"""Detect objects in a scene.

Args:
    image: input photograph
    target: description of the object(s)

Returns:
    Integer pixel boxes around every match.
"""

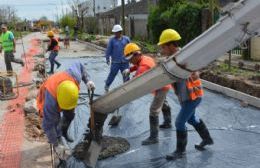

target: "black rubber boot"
[142,116,159,145]
[166,130,187,160]
[193,119,214,150]
[160,101,172,129]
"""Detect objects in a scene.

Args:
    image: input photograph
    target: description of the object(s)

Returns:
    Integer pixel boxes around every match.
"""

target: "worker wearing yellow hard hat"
[158,29,213,161]
[123,43,172,146]
[46,31,61,74]
[37,62,95,160]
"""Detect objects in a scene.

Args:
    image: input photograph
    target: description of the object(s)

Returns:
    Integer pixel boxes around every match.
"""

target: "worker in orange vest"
[37,62,95,160]
[46,31,61,74]
[158,29,213,160]
[123,43,172,145]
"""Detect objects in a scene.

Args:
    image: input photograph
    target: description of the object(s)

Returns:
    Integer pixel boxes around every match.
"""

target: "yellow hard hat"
[47,31,54,37]
[57,80,79,110]
[157,29,181,46]
[124,43,141,60]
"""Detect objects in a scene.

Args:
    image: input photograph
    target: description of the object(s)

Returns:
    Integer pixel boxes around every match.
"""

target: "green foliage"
[60,15,76,29]
[148,1,204,46]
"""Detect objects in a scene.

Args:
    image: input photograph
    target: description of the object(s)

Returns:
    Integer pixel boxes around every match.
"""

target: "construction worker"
[0,24,24,74]
[104,24,130,92]
[36,62,95,160]
[123,43,172,145]
[158,29,214,160]
[46,31,61,74]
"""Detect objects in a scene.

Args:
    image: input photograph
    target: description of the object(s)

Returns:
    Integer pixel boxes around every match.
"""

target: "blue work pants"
[175,98,202,131]
[105,62,129,87]
[49,51,60,73]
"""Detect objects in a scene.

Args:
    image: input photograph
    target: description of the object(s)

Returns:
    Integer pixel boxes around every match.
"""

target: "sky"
[0,0,140,21]
[0,0,72,21]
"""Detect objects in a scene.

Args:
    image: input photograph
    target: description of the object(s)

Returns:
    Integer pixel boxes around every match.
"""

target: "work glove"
[122,69,130,78]
[87,81,95,91]
[53,138,71,160]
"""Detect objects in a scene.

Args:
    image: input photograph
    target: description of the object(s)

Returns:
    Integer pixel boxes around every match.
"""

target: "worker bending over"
[104,24,130,92]
[158,29,214,160]
[46,31,61,74]
[123,43,172,145]
[37,62,95,159]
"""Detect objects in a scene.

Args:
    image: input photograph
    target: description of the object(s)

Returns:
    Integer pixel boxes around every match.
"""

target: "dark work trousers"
[48,51,61,73]
[4,51,23,72]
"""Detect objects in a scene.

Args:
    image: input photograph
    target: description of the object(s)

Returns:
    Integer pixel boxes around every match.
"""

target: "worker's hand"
[53,142,71,160]
[122,69,130,77]
[106,59,110,66]
[87,81,95,91]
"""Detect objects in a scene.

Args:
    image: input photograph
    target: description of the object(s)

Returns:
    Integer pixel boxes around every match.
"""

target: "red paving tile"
[0,39,40,168]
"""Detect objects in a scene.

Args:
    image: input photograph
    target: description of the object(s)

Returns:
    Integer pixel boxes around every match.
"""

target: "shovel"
[82,89,102,168]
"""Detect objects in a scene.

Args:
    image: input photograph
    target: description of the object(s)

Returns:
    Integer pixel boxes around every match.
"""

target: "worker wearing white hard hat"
[104,24,131,93]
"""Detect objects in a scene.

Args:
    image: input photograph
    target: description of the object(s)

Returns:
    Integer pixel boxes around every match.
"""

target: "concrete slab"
[55,57,260,168]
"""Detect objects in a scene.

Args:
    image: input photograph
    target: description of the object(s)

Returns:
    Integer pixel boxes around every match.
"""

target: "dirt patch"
[25,112,46,142]
[201,63,260,98]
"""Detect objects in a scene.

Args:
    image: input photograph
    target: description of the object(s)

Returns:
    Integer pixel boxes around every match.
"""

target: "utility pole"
[93,0,96,17]
[121,0,125,34]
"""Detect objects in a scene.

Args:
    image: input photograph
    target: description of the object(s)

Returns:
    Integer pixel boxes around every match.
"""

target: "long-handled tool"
[50,144,55,168]
[83,89,102,168]
[19,31,28,69]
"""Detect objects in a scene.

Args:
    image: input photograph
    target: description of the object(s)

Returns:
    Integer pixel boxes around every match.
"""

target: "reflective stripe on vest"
[1,31,14,52]
[36,72,79,117]
[186,78,204,100]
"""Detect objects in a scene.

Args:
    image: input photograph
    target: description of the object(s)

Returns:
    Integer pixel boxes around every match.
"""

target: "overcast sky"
[0,0,141,21]
[0,0,71,20]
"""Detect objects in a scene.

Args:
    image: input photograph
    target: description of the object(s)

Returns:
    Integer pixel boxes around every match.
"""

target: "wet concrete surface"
[55,57,260,168]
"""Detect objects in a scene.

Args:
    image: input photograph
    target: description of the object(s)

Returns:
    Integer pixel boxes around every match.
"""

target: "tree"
[67,0,90,31]
[60,15,77,29]
[0,5,20,30]
[39,16,48,21]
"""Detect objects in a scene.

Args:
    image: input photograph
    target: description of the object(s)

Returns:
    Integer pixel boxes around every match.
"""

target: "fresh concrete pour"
[48,57,260,168]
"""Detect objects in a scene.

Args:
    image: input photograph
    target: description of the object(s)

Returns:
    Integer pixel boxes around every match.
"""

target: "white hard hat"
[112,24,123,33]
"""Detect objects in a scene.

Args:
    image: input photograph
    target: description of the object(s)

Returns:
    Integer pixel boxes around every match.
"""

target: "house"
[80,0,117,17]
[97,0,157,39]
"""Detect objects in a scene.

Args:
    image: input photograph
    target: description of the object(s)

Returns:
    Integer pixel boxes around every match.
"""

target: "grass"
[213,63,260,78]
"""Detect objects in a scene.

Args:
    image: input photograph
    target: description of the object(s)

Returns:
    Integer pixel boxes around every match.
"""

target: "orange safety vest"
[186,78,204,101]
[36,72,79,117]
[135,56,171,91]
[49,37,60,51]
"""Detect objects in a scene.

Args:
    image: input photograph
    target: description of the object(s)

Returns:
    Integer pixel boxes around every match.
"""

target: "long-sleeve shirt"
[130,55,171,91]
[42,62,90,144]
[105,35,130,63]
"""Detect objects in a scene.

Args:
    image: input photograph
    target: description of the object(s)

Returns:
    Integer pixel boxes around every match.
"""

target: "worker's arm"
[66,62,95,90]
[130,65,138,73]
[0,36,2,53]
[8,32,16,52]
[105,38,113,64]
[134,65,150,77]
[42,91,61,144]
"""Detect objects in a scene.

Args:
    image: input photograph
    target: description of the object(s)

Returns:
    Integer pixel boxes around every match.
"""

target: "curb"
[78,40,106,51]
[202,79,260,109]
